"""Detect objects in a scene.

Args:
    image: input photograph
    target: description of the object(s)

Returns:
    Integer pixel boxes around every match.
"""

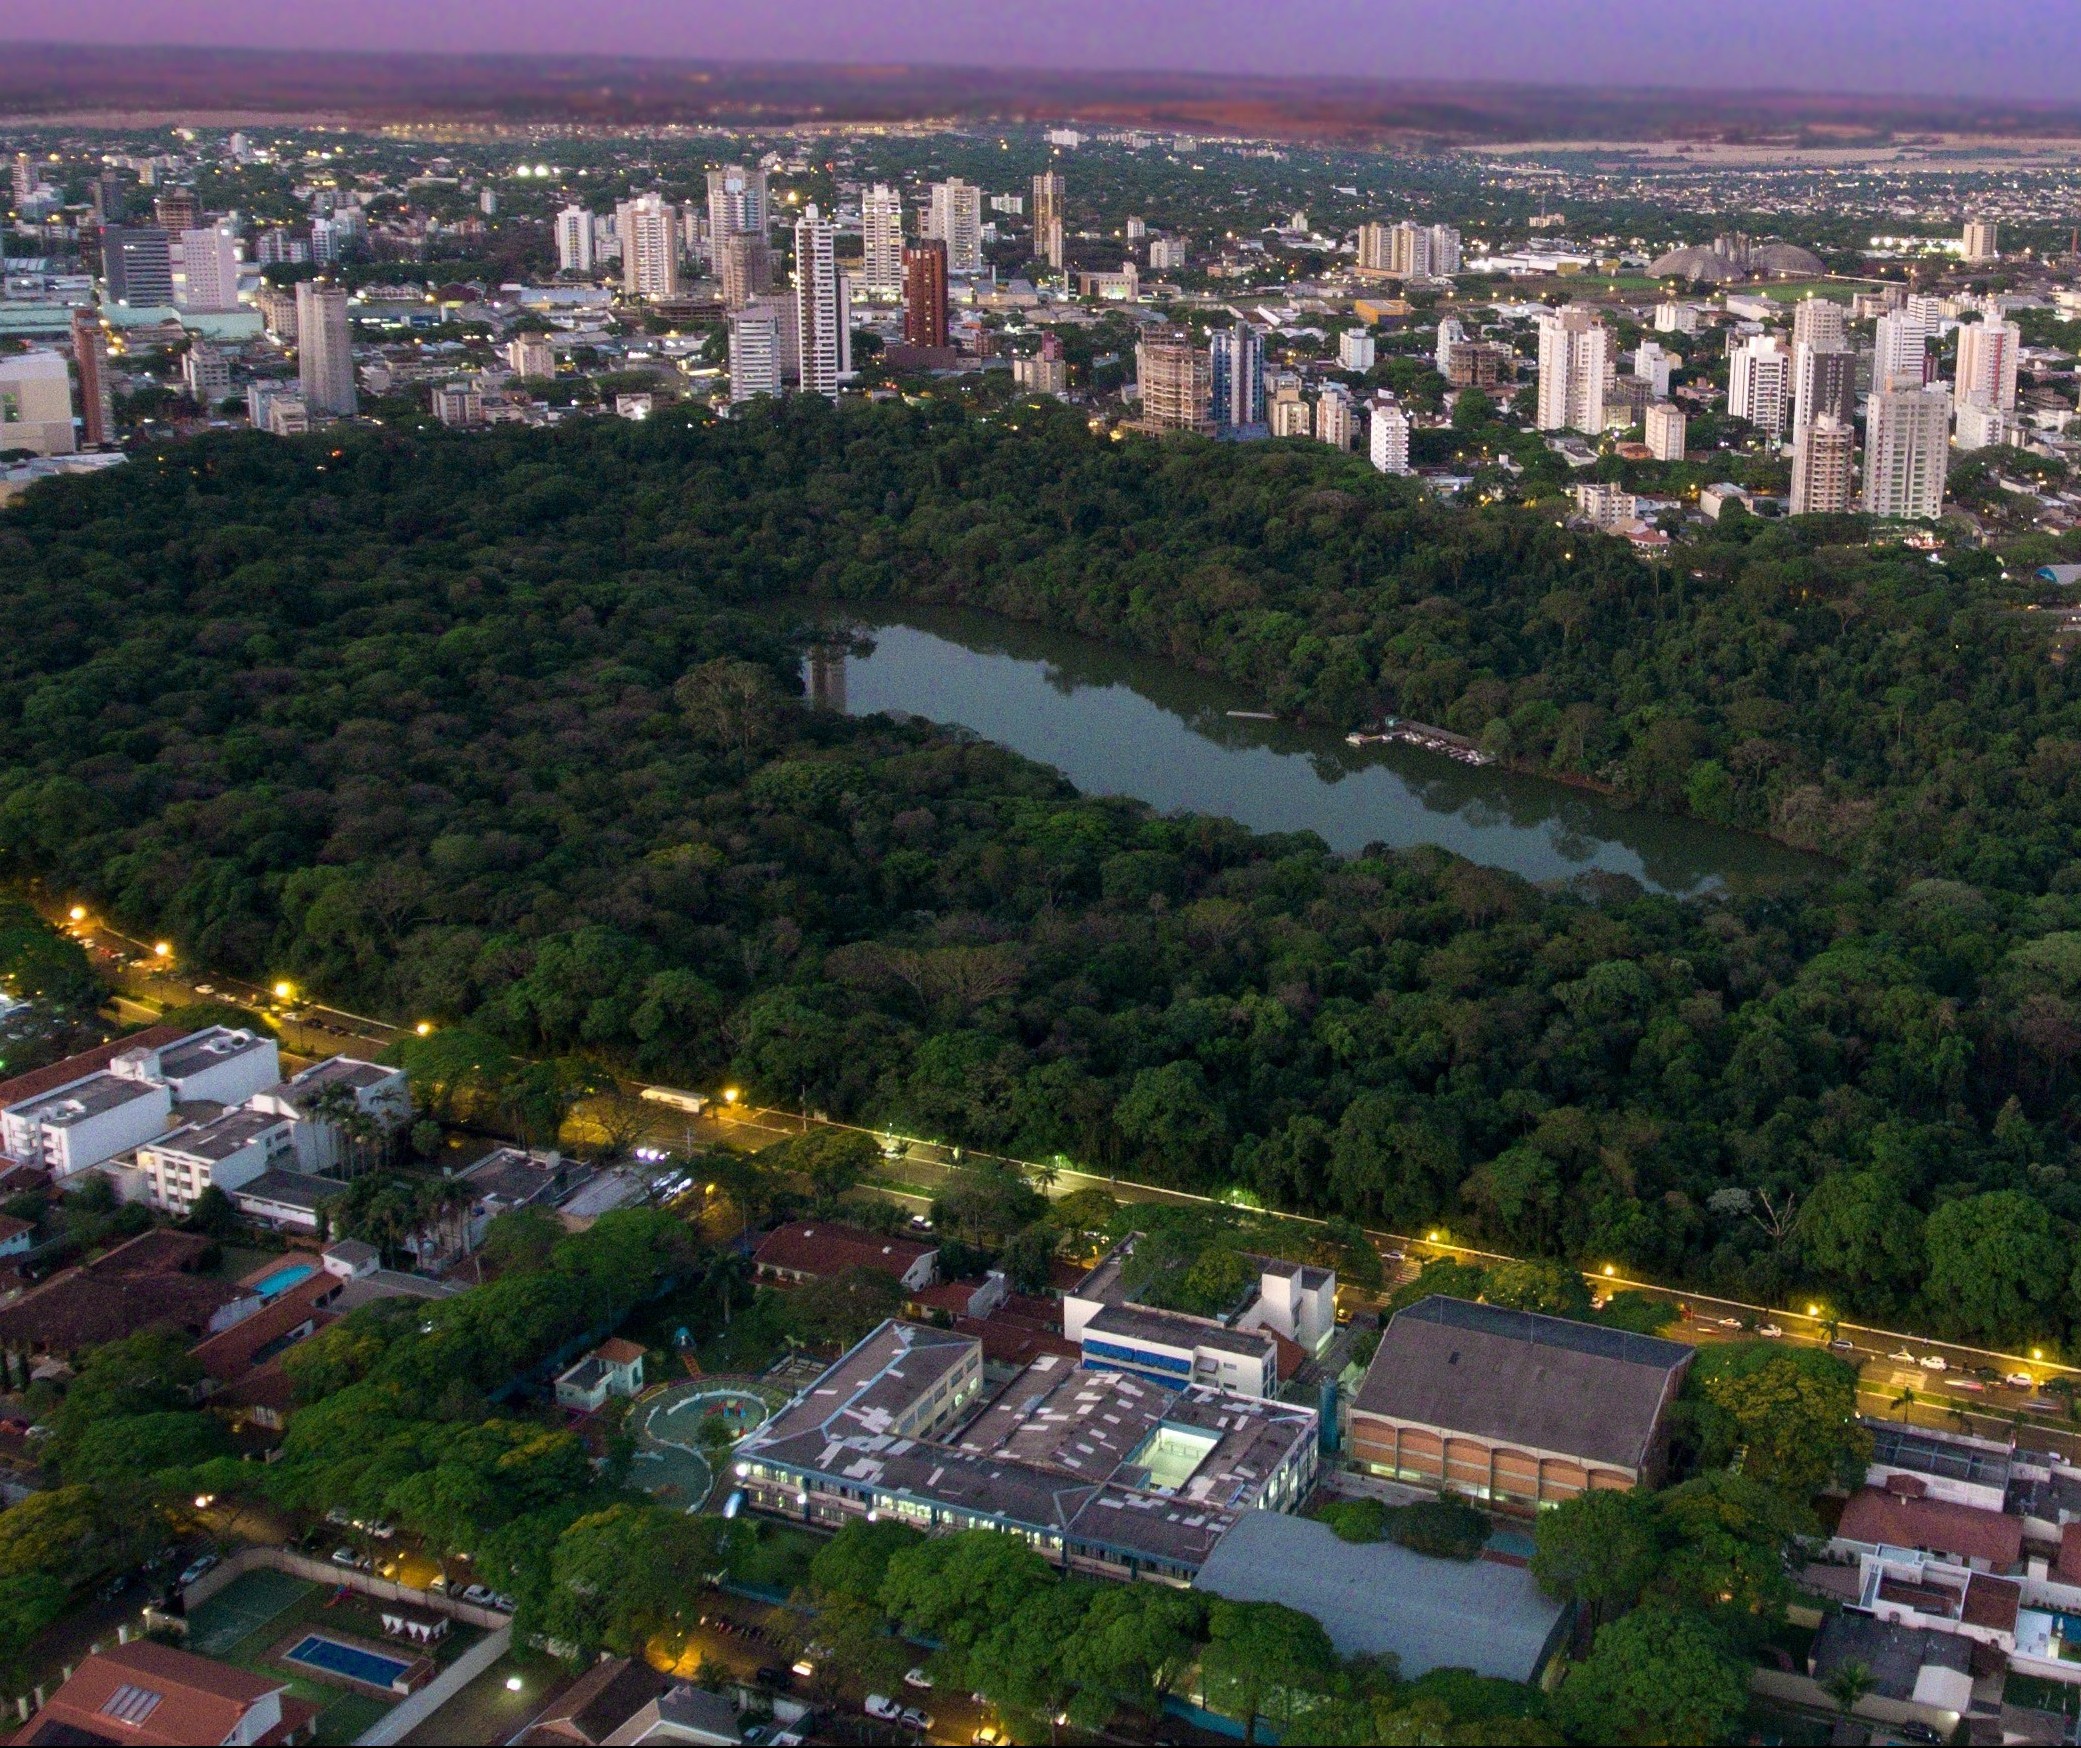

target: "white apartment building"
[1790,412,1856,515]
[1633,340,1673,397]
[617,194,682,301]
[1962,218,1999,263]
[504,335,554,379]
[1338,328,1376,372]
[1791,295,1848,353]
[1434,316,1464,374]
[136,1109,295,1216]
[1535,307,1607,434]
[0,350,77,456]
[1,1073,170,1179]
[1315,383,1355,450]
[793,207,848,400]
[1653,301,1701,334]
[860,183,904,298]
[114,1026,281,1106]
[1645,399,1687,462]
[925,179,984,273]
[706,165,768,257]
[175,227,241,313]
[294,282,356,417]
[1955,313,2020,412]
[730,302,786,401]
[1863,382,1951,520]
[1953,400,2015,452]
[248,1055,409,1174]
[183,340,230,407]
[1369,392,1412,474]
[1729,334,1791,440]
[555,205,595,275]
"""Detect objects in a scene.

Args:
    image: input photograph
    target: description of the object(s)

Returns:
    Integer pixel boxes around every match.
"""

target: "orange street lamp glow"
[273,981,294,1000]
[1602,1264,1617,1277]
[723,1088,740,1106]
[154,942,171,956]
[66,905,85,922]
[415,1021,433,1037]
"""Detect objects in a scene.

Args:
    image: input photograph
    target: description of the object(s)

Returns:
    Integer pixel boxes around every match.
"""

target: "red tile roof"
[1837,1487,2024,1569]
[0,1026,186,1109]
[15,1639,292,1747]
[1963,1573,2023,1632]
[0,1228,242,1354]
[595,1337,645,1365]
[189,1272,340,1388]
[753,1221,934,1282]
[0,1216,31,1247]
[2060,1521,2081,1586]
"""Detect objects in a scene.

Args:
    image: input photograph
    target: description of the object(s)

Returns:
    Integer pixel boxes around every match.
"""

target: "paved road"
[51,887,2081,1458]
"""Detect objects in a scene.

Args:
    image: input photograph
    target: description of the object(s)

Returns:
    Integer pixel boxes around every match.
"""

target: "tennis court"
[186,1569,316,1656]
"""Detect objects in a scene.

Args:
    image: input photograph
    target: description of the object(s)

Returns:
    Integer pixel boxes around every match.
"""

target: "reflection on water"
[798,605,1831,897]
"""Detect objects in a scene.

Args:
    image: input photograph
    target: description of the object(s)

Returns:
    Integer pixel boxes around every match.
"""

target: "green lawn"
[186,1567,488,1746]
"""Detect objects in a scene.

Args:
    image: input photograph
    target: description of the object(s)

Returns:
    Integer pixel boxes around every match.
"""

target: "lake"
[797,605,1830,897]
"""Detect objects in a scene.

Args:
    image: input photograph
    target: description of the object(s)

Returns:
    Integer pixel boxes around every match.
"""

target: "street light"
[273,981,294,1001]
[415,1021,433,1037]
[153,942,171,957]
[66,905,85,922]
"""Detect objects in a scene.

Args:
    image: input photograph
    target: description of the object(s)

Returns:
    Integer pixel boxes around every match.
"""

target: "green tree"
[1552,1606,1746,1746]
[1059,1583,1207,1717]
[1530,1489,1660,1626]
[808,1516,925,1604]
[1698,1348,1870,1501]
[1197,1598,1340,1745]
[880,1530,1056,1665]
[1923,1190,2067,1347]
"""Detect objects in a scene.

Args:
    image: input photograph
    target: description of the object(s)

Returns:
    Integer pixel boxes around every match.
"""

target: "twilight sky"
[21,0,2081,101]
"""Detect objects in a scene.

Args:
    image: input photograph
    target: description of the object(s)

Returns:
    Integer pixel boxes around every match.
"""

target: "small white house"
[554,1337,646,1412]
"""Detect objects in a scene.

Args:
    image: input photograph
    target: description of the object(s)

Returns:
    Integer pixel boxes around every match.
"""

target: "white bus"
[641,1086,710,1115]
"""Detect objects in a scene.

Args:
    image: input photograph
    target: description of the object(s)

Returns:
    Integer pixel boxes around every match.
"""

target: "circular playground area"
[631,1382,778,1511]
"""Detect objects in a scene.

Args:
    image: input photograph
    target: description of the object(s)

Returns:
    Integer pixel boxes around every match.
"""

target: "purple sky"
[23,0,2081,101]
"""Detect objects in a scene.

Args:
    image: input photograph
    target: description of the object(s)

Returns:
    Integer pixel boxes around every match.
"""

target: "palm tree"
[1825,1661,1875,1714]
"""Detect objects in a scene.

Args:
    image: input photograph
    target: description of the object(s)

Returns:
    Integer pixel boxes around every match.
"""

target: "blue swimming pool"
[283,1634,413,1689]
[251,1262,316,1301]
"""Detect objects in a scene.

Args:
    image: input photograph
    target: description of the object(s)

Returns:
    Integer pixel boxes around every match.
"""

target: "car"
[1919,1355,1948,1371]
[176,1553,218,1587]
[1829,1337,1855,1351]
[1757,1323,1783,1338]
[426,1573,448,1593]
[194,984,216,995]
[1716,1317,1743,1330]
[2007,1372,2036,1389]
[791,1659,817,1679]
[973,1729,1007,1747]
[900,1709,934,1733]
[864,1695,903,1721]
[460,1584,495,1606]
[903,1668,933,1691]
[491,1594,516,1613]
[755,1666,791,1690]
[909,1214,933,1231]
[325,1507,354,1527]
[364,1520,396,1539]
[330,1547,368,1570]
[1890,1348,1918,1364]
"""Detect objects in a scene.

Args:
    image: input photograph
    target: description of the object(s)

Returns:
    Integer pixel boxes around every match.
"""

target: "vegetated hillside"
[5,403,2081,1343]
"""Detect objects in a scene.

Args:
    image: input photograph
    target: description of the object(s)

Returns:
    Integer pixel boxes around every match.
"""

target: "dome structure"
[1749,241,1826,276]
[1650,235,1825,283]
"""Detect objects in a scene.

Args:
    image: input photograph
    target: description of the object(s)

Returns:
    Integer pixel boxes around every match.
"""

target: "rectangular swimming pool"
[283,1633,413,1689]
[251,1262,317,1301]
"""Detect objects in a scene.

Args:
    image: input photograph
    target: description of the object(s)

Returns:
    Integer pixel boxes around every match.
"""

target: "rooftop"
[150,1026,275,1083]
[1351,1295,1692,1472]
[0,1025,183,1109]
[260,1055,399,1108]
[1193,1514,1567,1684]
[146,1108,289,1164]
[754,1220,937,1281]
[1085,1301,1277,1362]
[1836,1487,2025,1568]
[1809,1611,1972,1701]
[1868,1420,2014,1491]
[16,1638,305,1748]
[234,1170,338,1214]
[6,1068,164,1124]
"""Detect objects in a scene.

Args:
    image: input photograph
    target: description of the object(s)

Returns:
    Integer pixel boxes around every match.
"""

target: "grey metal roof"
[1086,1303,1275,1361]
[155,1028,273,1082]
[1193,1513,1567,1683]
[1351,1296,1691,1472]
[8,1071,162,1123]
[233,1170,338,1212]
[1868,1421,2012,1490]
[147,1109,287,1163]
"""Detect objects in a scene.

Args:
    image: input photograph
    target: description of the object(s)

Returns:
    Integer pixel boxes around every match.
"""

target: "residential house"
[752,1221,939,1294]
[12,1638,319,1745]
[554,1337,647,1412]
[0,1229,259,1360]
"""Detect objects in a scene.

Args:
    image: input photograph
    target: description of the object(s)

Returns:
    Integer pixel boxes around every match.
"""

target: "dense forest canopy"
[6,401,2081,1341]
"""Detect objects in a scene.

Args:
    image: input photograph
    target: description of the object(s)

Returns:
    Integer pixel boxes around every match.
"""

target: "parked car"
[364,1520,396,1539]
[491,1594,516,1613]
[1716,1317,1743,1330]
[2007,1372,2036,1389]
[900,1708,934,1733]
[755,1666,791,1690]
[903,1668,933,1691]
[865,1695,903,1721]
[1829,1338,1855,1351]
[1918,1354,1948,1372]
[1890,1348,1918,1364]
[330,1547,368,1571]
[176,1553,218,1587]
[324,1507,354,1527]
[791,1659,817,1679]
[1757,1324,1783,1338]
[460,1584,495,1606]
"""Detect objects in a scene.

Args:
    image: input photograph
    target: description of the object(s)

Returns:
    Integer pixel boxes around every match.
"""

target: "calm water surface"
[798,605,1829,897]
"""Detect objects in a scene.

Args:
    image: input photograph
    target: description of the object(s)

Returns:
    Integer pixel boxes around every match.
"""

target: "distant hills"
[8,43,2081,142]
